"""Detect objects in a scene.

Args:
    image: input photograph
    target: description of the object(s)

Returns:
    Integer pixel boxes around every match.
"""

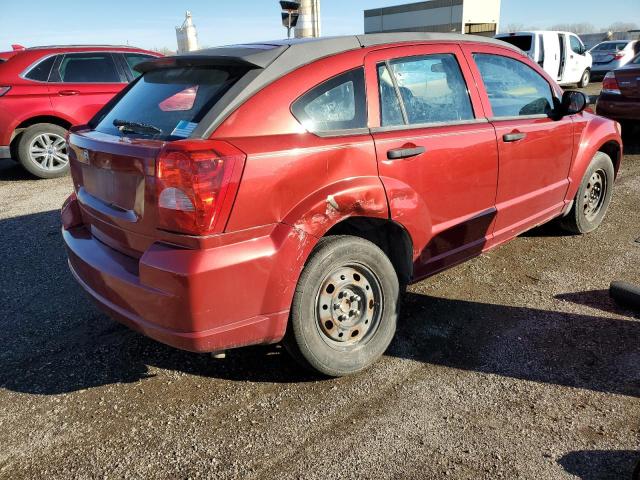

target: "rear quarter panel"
[212,48,388,238]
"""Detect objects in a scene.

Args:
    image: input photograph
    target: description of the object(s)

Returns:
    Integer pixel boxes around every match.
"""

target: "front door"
[365,44,499,279]
[462,45,574,243]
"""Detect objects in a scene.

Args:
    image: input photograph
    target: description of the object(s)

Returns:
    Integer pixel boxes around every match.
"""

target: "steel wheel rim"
[29,133,68,171]
[315,263,383,350]
[583,169,607,221]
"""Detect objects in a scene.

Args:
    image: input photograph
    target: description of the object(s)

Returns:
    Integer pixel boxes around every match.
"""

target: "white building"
[364,0,501,37]
[176,11,199,53]
[295,0,321,38]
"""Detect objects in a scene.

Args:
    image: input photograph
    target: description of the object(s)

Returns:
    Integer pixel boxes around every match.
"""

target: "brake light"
[613,52,625,60]
[602,72,621,95]
[156,140,245,236]
[0,86,10,97]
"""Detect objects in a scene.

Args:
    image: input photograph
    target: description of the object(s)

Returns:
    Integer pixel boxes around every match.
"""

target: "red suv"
[0,45,160,178]
[61,34,623,376]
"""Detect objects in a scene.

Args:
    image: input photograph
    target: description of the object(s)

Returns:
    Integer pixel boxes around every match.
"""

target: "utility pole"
[279,1,301,39]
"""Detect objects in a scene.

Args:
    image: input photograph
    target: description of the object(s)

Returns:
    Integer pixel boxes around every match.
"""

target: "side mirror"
[560,90,588,116]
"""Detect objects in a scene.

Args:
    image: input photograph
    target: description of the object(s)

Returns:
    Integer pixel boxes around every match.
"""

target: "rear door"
[365,44,499,278]
[462,44,574,242]
[541,32,561,81]
[48,52,127,124]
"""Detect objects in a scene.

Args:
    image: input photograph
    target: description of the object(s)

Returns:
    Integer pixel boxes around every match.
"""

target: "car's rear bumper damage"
[62,196,312,353]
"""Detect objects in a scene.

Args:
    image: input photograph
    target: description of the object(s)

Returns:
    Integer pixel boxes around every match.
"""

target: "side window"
[473,54,554,118]
[378,54,474,127]
[58,53,120,83]
[24,55,57,81]
[570,36,584,55]
[291,68,367,134]
[123,53,155,79]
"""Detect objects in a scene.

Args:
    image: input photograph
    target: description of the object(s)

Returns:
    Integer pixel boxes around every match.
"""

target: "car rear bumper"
[0,145,9,158]
[596,94,640,121]
[62,196,314,353]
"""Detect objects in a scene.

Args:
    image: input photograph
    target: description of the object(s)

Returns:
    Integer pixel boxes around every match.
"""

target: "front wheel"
[559,151,615,234]
[17,123,70,179]
[578,69,590,88]
[284,236,400,377]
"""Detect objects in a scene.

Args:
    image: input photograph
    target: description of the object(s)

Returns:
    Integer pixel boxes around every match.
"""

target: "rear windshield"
[592,42,628,52]
[93,66,248,141]
[500,35,533,52]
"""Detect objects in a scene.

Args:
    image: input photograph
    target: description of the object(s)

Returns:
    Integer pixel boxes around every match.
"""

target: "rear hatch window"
[92,66,248,141]
[500,35,533,52]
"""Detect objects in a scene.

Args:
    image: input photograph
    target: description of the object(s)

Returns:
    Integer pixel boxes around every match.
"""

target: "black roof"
[136,33,523,139]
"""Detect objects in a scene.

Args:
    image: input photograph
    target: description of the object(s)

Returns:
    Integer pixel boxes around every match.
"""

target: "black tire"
[17,123,69,178]
[559,151,615,234]
[283,235,400,377]
[578,69,590,88]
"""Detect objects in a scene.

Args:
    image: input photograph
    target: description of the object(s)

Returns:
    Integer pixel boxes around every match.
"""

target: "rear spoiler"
[135,44,289,74]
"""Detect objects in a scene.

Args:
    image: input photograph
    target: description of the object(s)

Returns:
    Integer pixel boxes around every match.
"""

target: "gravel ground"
[0,107,639,479]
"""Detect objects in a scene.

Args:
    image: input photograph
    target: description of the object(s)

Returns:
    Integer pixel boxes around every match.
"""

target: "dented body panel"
[63,34,623,354]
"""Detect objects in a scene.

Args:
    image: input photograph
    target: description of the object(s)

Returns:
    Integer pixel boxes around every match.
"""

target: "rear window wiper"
[113,119,162,136]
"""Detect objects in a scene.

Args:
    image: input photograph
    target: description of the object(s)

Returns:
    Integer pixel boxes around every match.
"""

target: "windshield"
[592,42,628,52]
[93,66,248,141]
[500,35,533,52]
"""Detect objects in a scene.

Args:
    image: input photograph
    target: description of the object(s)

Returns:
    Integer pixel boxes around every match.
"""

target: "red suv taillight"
[602,72,621,95]
[0,86,11,97]
[156,140,246,236]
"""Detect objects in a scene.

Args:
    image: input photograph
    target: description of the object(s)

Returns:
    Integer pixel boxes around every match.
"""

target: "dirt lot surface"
[1,107,639,478]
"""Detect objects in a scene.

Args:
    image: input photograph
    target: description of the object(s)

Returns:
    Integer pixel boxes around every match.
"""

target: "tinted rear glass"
[24,55,57,81]
[593,42,628,51]
[500,35,533,51]
[57,53,120,83]
[93,66,247,141]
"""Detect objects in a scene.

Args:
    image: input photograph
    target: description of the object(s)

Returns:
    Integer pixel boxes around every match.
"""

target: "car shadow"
[558,450,640,480]
[1,210,640,396]
[0,157,35,181]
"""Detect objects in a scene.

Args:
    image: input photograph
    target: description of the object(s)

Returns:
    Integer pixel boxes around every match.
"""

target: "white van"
[495,31,593,87]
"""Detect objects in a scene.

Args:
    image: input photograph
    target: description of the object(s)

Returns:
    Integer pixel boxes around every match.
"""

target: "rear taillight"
[613,52,625,60]
[0,86,10,97]
[156,140,245,236]
[602,72,621,95]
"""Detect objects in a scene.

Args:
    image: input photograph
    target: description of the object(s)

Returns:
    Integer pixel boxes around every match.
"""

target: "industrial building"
[176,11,199,53]
[364,0,501,37]
[295,0,321,38]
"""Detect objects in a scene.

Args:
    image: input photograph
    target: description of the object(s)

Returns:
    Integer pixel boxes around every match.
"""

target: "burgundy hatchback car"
[597,55,640,129]
[62,34,622,376]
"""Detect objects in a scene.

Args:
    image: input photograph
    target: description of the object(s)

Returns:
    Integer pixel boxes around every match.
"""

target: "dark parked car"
[62,33,622,376]
[597,56,640,130]
[0,45,161,178]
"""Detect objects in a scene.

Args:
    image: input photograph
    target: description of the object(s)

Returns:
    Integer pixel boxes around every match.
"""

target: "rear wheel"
[559,151,614,234]
[17,123,70,178]
[578,69,590,88]
[284,236,399,377]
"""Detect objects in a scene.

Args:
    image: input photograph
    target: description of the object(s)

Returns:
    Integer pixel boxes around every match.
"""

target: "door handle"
[58,90,80,96]
[387,146,426,160]
[503,132,527,143]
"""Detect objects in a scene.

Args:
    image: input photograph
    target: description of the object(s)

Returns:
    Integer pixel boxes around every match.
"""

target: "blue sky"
[1,0,639,51]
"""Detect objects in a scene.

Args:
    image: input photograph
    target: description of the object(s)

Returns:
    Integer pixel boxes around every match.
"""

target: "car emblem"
[82,150,90,162]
